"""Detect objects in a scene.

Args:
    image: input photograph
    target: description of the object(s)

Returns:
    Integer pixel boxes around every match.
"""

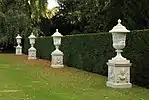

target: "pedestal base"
[16,46,22,55]
[28,47,36,60]
[106,81,132,88]
[16,53,22,55]
[28,56,37,60]
[106,58,132,88]
[51,49,64,68]
[51,65,64,68]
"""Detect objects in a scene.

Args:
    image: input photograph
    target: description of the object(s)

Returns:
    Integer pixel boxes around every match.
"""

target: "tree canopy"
[0,0,53,47]
[49,0,149,34]
[0,0,149,48]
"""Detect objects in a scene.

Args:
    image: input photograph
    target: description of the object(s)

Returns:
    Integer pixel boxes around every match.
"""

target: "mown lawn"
[0,54,148,100]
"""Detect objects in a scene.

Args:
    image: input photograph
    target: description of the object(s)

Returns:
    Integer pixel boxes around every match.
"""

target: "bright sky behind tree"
[47,0,59,10]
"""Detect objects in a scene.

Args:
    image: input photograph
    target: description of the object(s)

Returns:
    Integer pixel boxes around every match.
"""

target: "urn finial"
[118,19,121,24]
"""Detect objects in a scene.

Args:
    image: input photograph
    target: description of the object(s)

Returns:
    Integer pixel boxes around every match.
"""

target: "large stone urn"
[28,33,37,60]
[51,29,64,68]
[15,34,22,55]
[106,19,132,88]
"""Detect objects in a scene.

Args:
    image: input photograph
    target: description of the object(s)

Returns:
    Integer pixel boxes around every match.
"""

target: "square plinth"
[106,59,132,88]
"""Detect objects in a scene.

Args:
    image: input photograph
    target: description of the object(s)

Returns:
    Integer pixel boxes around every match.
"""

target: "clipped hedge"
[23,37,54,60]
[23,29,149,88]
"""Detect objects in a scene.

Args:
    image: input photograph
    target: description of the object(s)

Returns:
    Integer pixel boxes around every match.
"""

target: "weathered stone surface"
[51,29,64,68]
[16,34,22,55]
[28,47,36,60]
[28,33,36,60]
[106,59,132,88]
[107,19,132,88]
[16,45,22,55]
[51,49,64,68]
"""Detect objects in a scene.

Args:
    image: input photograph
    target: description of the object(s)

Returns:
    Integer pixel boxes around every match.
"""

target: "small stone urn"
[15,34,22,55]
[51,29,64,68]
[28,33,36,60]
[106,19,132,88]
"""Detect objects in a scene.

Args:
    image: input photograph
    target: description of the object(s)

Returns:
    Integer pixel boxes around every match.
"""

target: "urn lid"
[16,34,22,39]
[28,33,36,39]
[52,29,63,37]
[109,19,130,33]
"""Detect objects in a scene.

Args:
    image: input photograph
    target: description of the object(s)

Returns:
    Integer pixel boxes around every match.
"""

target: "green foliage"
[53,0,149,34]
[23,37,54,60]
[124,29,149,87]
[0,0,57,47]
[24,29,149,88]
[56,0,109,33]
[60,33,114,75]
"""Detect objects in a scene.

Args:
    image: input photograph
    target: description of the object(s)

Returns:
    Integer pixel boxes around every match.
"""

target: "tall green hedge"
[23,29,149,88]
[23,37,54,60]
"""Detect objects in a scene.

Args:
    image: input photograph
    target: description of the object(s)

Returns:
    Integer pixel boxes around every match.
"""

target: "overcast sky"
[47,0,59,10]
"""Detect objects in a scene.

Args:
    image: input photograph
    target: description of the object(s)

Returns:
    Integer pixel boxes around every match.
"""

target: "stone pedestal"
[106,59,132,88]
[16,45,22,55]
[51,49,64,68]
[28,47,36,59]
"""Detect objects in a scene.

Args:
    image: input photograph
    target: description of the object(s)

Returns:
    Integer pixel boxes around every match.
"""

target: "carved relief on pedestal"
[108,66,115,82]
[56,56,62,65]
[16,46,22,55]
[18,49,21,53]
[52,56,62,65]
[30,50,36,57]
[52,56,56,65]
[33,51,36,57]
[31,52,34,57]
[16,49,20,54]
[28,48,36,59]
[116,68,128,83]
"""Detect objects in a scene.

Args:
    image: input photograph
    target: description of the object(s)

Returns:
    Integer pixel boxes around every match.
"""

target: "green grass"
[0,54,148,100]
